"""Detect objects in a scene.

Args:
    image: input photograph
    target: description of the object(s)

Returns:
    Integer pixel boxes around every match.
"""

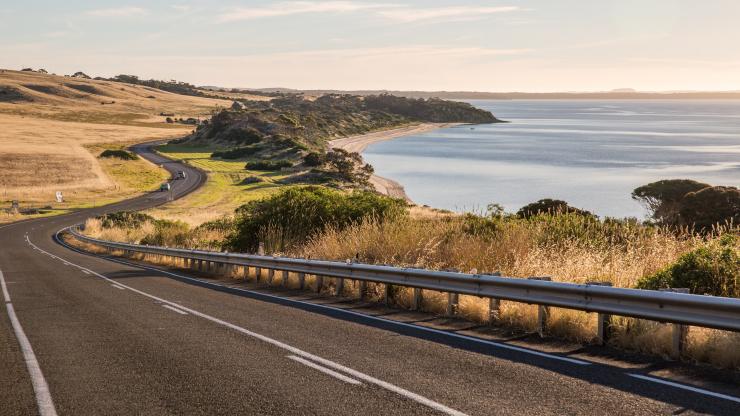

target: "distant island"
[202,86,740,100]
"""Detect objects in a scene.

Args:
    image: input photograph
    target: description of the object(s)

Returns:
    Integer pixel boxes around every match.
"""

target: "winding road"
[1,143,739,415]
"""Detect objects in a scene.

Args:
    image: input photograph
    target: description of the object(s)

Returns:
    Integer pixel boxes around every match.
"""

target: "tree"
[631,179,709,224]
[679,186,740,230]
[326,148,373,184]
[516,199,593,219]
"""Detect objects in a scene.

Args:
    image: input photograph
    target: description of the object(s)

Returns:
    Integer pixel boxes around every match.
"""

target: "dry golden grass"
[0,69,228,222]
[75,213,740,369]
[290,216,740,369]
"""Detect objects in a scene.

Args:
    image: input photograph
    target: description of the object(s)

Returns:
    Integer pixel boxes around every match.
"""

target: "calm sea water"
[363,100,740,218]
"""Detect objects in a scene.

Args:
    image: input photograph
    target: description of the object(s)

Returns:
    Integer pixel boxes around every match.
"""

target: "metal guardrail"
[68,226,740,357]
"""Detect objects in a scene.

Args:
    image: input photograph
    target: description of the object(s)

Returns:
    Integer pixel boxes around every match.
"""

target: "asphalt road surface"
[1,144,738,415]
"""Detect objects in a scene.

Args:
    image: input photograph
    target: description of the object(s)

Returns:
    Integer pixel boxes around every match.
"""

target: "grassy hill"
[0,69,228,223]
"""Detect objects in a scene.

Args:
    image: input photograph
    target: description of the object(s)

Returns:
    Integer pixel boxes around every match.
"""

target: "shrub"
[636,235,739,297]
[212,146,263,159]
[140,219,191,247]
[516,199,593,219]
[99,149,137,160]
[303,152,326,167]
[245,160,293,171]
[96,211,154,229]
[225,186,407,252]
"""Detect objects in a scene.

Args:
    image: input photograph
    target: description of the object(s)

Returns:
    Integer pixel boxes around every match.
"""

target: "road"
[1,144,738,415]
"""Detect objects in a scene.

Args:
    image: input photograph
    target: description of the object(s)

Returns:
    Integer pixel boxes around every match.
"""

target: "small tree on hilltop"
[679,186,740,230]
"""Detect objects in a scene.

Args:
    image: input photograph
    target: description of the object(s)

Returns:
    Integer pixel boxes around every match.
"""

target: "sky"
[1,0,739,92]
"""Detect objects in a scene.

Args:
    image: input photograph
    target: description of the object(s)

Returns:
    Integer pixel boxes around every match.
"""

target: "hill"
[0,68,228,222]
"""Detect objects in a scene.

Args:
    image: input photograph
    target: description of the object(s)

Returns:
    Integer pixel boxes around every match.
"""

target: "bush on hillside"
[140,219,191,247]
[212,145,264,159]
[96,211,153,229]
[225,186,407,252]
[303,152,326,167]
[516,199,593,219]
[636,235,739,297]
[245,160,293,171]
[99,149,138,160]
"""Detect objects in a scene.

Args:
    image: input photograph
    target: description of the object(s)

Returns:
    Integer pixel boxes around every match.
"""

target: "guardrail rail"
[67,226,740,359]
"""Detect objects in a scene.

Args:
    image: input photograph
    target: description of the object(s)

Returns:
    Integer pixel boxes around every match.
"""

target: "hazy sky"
[2,1,739,91]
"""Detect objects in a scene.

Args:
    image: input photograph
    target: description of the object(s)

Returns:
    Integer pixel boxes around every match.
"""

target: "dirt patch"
[0,153,93,187]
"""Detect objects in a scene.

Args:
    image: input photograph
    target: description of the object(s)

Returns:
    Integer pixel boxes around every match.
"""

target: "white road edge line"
[0,270,58,416]
[162,304,189,315]
[111,285,126,290]
[34,234,468,416]
[81,270,91,275]
[287,355,363,385]
[627,373,740,404]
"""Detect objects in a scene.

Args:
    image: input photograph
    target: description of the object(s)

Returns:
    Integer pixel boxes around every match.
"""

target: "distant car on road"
[176,170,187,179]
[160,183,171,192]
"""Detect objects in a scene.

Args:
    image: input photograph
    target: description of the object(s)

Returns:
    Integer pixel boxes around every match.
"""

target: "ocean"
[362,100,740,218]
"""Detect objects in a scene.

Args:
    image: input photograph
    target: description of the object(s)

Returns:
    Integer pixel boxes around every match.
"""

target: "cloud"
[85,7,148,17]
[171,5,192,13]
[219,1,398,21]
[378,6,520,23]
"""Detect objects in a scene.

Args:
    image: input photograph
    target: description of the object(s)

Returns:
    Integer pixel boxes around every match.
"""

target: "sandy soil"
[329,123,459,200]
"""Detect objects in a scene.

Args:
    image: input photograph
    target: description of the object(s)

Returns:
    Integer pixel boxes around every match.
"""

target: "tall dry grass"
[289,215,739,369]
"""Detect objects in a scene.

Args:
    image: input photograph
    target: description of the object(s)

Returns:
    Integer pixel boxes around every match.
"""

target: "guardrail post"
[412,288,422,311]
[255,267,261,281]
[587,281,614,345]
[359,281,367,301]
[335,277,344,296]
[528,276,552,336]
[268,268,275,284]
[660,288,690,359]
[315,275,323,293]
[384,284,391,306]
[446,293,459,316]
[298,273,306,290]
[480,271,502,324]
[282,270,289,288]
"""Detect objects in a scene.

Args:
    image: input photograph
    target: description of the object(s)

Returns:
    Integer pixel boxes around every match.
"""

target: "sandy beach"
[329,123,458,200]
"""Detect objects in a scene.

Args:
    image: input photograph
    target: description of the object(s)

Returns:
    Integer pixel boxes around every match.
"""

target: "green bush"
[99,149,137,160]
[303,152,326,167]
[97,211,153,228]
[212,146,263,159]
[140,219,191,247]
[245,160,293,171]
[225,186,407,252]
[516,199,593,219]
[636,235,739,297]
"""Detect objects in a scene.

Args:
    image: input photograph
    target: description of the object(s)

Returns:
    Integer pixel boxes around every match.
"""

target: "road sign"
[55,191,64,203]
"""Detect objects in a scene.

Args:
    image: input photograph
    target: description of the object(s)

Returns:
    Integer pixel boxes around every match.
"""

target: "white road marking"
[81,270,91,275]
[111,285,126,290]
[0,269,58,416]
[33,234,469,416]
[287,355,363,385]
[162,304,189,315]
[628,373,740,404]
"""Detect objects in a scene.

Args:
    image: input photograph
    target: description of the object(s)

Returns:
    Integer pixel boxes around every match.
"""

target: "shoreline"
[329,123,459,201]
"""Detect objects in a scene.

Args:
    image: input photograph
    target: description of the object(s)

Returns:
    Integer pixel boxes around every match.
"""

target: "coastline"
[329,123,459,201]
